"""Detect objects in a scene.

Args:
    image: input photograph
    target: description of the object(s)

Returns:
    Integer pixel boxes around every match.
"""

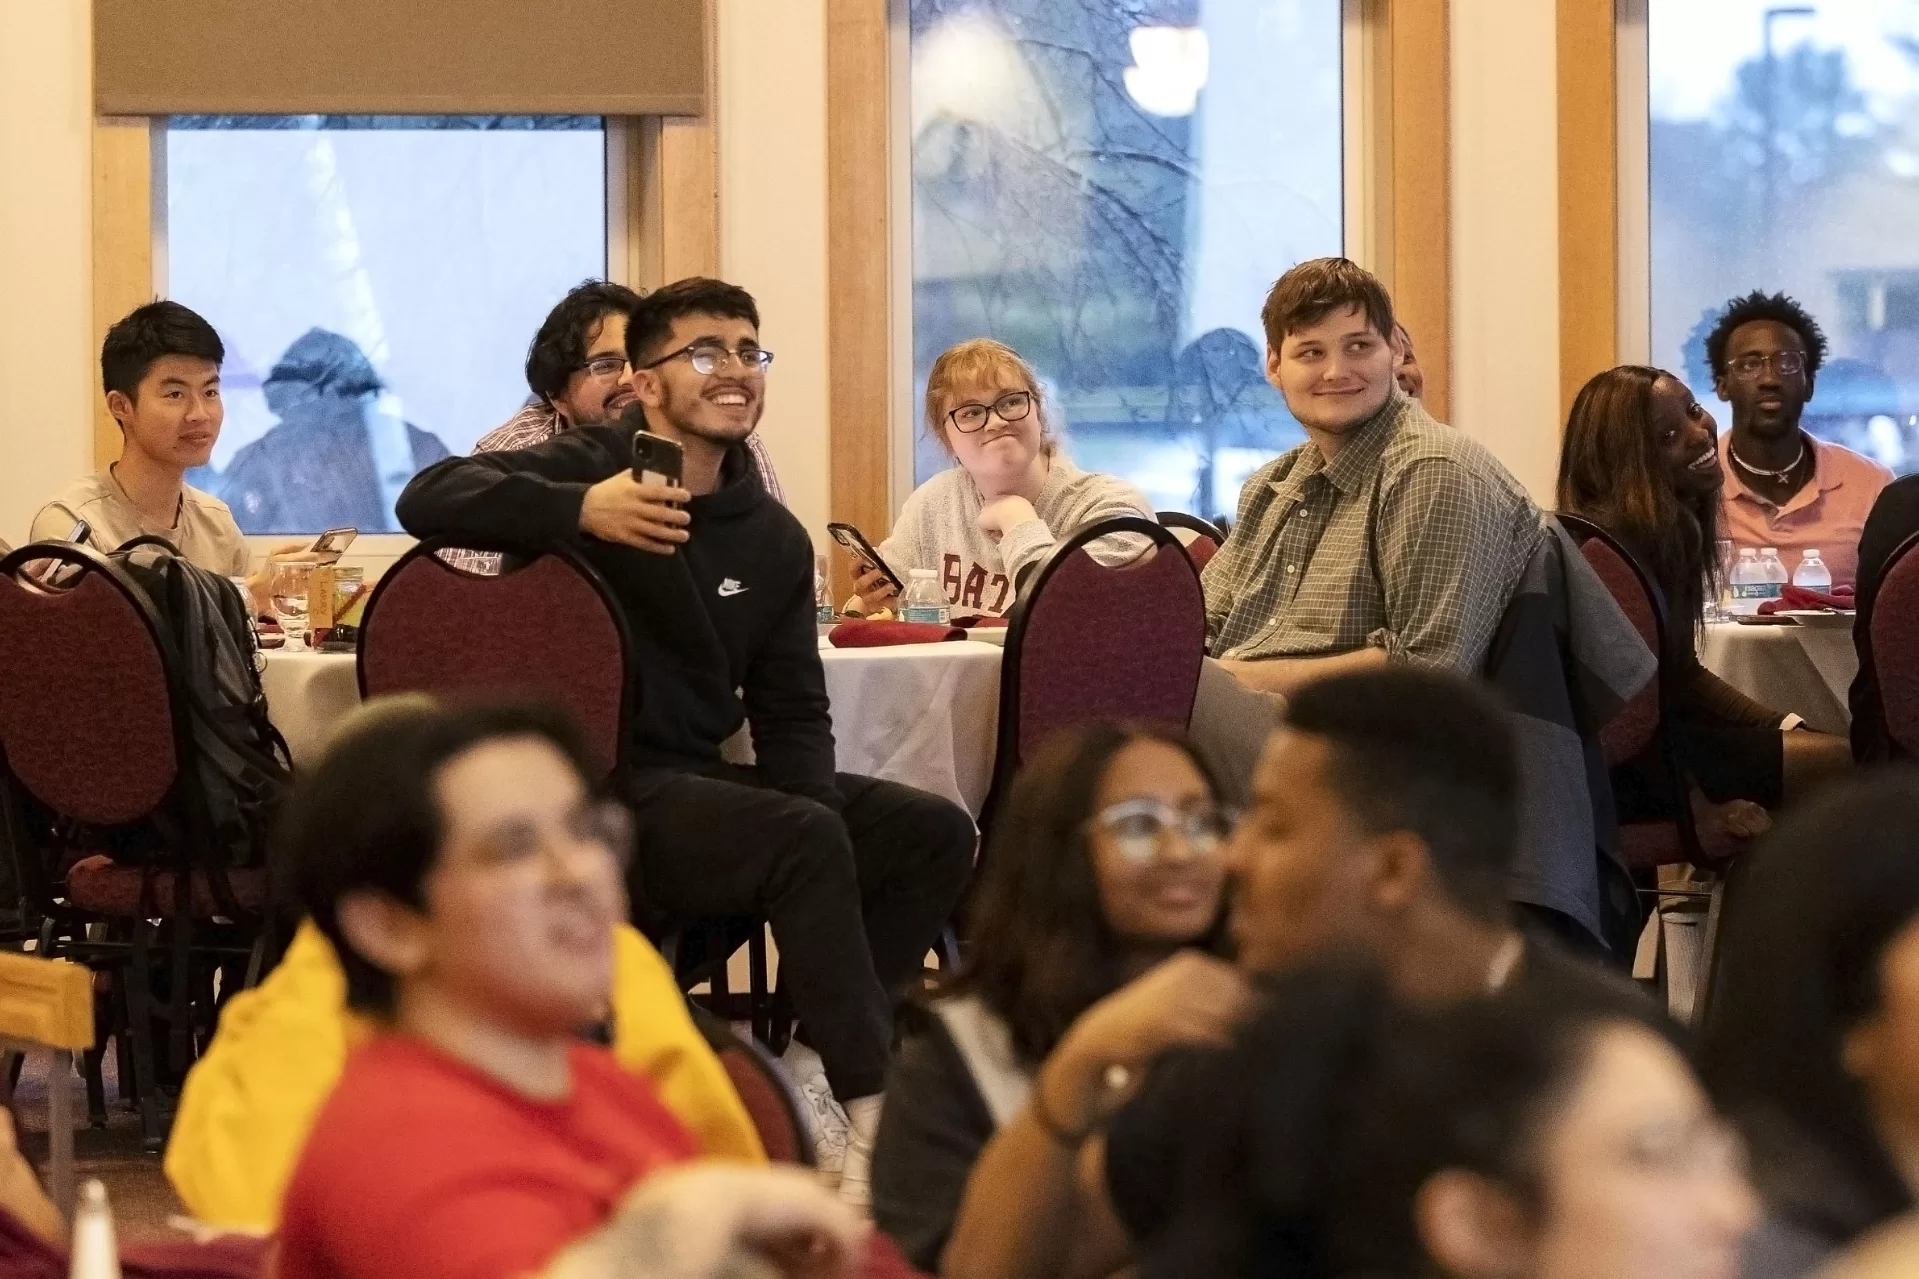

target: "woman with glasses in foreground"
[870,721,1233,1270]
[850,339,1156,617]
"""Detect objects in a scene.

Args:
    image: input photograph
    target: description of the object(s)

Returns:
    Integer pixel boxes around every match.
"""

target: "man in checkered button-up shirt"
[1204,260,1543,696]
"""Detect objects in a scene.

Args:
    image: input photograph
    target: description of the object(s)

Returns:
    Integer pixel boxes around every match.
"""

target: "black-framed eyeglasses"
[1088,798,1236,865]
[1728,351,1806,381]
[575,354,630,380]
[640,343,775,376]
[946,390,1034,434]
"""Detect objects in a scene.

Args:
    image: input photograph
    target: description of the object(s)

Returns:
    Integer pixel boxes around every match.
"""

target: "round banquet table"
[259,639,1005,817]
[1698,618,1859,736]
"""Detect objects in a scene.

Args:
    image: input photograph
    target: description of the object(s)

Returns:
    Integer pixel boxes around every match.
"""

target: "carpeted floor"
[11,1050,182,1243]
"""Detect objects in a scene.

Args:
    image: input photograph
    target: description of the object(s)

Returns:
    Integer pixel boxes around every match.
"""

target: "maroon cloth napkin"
[828,620,966,647]
[1757,583,1855,615]
[955,615,1009,629]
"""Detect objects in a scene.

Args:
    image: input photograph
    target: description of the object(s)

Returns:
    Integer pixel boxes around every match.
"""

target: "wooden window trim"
[1557,0,1620,421]
[825,0,1455,545]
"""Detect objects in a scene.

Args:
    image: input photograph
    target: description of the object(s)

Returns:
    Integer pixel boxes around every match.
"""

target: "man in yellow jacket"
[165,918,764,1230]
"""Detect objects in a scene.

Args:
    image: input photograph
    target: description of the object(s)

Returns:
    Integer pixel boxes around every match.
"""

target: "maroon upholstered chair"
[1555,514,1706,873]
[1869,530,1919,756]
[1557,515,1725,1025]
[690,1005,813,1166]
[981,517,1207,848]
[0,542,270,1146]
[357,539,633,776]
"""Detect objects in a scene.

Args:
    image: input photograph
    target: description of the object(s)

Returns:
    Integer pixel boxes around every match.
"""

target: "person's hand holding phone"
[851,561,900,615]
[580,472,693,555]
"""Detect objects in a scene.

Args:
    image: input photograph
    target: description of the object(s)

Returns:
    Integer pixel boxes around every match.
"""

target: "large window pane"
[1650,4,1919,472]
[909,1,1343,520]
[166,115,606,534]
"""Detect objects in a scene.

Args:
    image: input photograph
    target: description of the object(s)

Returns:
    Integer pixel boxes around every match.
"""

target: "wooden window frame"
[826,0,1455,556]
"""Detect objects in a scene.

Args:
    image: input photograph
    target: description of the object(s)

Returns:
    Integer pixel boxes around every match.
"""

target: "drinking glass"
[271,563,314,651]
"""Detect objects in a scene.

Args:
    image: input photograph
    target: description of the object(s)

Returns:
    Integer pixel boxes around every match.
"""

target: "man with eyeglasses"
[397,277,976,1208]
[474,280,784,503]
[1709,289,1890,588]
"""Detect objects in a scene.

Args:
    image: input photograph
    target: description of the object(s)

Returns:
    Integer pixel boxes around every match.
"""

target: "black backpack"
[108,538,293,871]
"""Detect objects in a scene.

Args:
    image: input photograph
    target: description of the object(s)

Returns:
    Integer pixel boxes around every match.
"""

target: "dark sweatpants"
[623,764,975,1100]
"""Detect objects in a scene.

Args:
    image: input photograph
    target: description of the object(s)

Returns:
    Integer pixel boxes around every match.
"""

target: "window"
[907,1,1345,520]
[166,115,608,534]
[1649,4,1919,472]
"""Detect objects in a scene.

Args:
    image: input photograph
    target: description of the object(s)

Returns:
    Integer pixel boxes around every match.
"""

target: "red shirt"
[277,1036,698,1279]
[277,1035,927,1279]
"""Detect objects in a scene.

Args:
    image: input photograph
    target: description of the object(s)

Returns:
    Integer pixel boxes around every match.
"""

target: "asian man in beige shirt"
[31,301,311,610]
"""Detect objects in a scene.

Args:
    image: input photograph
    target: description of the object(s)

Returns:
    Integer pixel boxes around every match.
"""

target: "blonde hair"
[923,338,1054,456]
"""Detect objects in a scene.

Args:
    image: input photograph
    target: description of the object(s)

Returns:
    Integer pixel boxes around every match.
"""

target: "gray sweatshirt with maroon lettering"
[875,457,1155,615]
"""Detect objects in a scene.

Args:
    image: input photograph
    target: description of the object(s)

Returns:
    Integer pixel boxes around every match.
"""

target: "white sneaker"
[780,1040,848,1186]
[839,1094,883,1211]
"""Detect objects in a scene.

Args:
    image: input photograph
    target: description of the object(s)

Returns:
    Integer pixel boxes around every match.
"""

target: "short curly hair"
[1705,290,1828,380]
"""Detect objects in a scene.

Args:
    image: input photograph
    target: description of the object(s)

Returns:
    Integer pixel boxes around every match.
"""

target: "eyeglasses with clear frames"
[640,344,775,376]
[457,799,634,874]
[947,390,1034,434]
[1088,797,1237,864]
[1728,351,1806,380]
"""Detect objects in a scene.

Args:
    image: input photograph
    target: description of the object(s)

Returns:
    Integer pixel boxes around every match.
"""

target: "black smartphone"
[65,519,91,546]
[631,430,685,491]
[827,522,903,592]
[309,526,357,557]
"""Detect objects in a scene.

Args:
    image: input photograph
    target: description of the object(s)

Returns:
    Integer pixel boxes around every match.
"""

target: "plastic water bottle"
[1728,548,1766,616]
[900,568,951,625]
[814,552,833,625]
[69,1180,120,1279]
[1792,548,1832,594]
[1759,547,1790,603]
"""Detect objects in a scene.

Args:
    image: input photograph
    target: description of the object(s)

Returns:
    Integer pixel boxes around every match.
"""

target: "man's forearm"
[1214,645,1387,696]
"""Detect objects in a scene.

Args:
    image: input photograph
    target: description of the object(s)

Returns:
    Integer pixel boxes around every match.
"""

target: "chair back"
[688,1006,813,1165]
[1870,530,1919,756]
[1156,511,1223,568]
[0,544,180,827]
[985,518,1206,828]
[1555,514,1667,767]
[357,540,633,776]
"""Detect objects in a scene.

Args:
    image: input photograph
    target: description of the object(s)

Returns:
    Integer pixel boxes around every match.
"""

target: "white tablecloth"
[260,640,1005,815]
[259,650,360,767]
[1699,619,1858,736]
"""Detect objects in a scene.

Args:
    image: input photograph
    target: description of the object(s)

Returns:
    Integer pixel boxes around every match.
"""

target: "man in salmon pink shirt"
[1708,290,1891,589]
[273,699,915,1279]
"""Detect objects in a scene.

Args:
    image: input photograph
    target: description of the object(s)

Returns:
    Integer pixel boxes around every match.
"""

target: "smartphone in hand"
[827,522,903,592]
[632,430,685,493]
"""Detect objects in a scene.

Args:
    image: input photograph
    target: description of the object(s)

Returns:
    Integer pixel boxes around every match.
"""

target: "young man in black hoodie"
[395,278,976,1205]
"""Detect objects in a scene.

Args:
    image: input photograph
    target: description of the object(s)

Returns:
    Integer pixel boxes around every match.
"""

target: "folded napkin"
[1758,583,1855,615]
[828,620,966,647]
[955,615,1009,629]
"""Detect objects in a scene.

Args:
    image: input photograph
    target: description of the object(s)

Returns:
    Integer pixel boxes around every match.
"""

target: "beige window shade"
[95,0,705,117]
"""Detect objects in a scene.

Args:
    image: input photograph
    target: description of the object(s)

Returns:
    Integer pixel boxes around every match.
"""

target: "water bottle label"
[902,605,950,625]
[1730,583,1772,600]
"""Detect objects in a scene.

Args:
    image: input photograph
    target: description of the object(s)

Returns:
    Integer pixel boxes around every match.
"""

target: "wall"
[0,0,92,544]
[718,0,832,544]
[1449,0,1564,503]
